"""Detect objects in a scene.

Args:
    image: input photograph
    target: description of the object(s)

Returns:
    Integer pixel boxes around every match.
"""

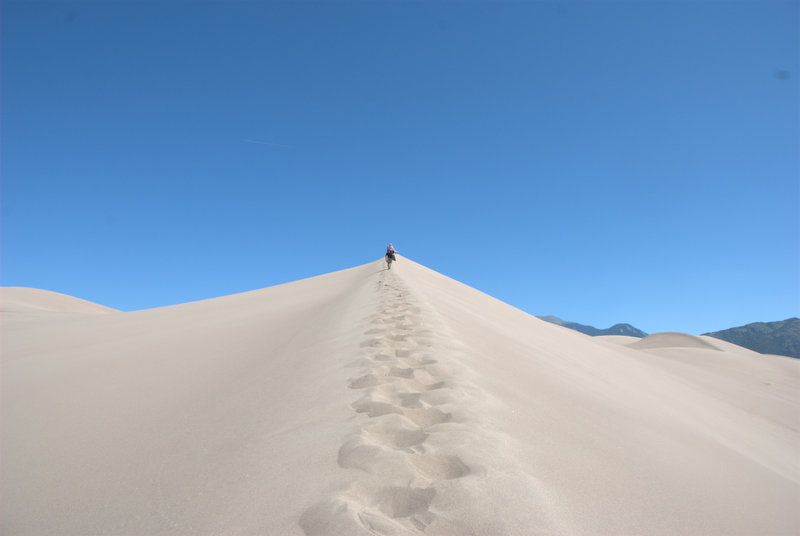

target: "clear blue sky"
[2,0,797,335]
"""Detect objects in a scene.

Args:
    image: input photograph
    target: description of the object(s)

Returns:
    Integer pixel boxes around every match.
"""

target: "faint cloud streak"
[243,139,292,148]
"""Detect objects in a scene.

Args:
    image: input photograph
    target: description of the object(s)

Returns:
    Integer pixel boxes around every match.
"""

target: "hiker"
[385,244,397,270]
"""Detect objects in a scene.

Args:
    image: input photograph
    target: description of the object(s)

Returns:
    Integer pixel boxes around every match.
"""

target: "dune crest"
[629,331,723,351]
[2,257,798,535]
[1,287,118,314]
[300,268,549,535]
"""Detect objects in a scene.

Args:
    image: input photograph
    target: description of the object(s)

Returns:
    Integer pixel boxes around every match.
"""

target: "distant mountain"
[703,318,800,358]
[538,315,648,337]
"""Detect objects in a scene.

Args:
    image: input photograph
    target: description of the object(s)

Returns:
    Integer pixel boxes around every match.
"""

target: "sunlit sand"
[2,257,798,535]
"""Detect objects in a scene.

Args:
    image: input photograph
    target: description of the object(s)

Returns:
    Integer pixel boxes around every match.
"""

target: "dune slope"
[2,257,798,535]
[1,287,118,314]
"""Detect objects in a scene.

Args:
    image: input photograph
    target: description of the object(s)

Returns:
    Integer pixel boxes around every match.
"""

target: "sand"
[2,256,798,535]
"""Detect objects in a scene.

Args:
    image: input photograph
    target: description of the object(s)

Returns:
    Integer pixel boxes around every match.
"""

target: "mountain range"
[704,318,800,359]
[537,315,648,337]
[539,315,799,359]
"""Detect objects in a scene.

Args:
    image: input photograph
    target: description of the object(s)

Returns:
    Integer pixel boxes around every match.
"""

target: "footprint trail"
[300,269,481,535]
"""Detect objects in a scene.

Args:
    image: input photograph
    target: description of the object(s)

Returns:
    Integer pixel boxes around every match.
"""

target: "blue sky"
[2,0,797,335]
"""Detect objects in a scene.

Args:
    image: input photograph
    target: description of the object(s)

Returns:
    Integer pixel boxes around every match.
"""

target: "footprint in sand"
[422,363,454,378]
[391,429,428,449]
[357,510,410,536]
[360,339,387,348]
[338,439,384,472]
[410,454,470,480]
[299,498,375,536]
[364,421,429,450]
[301,496,419,536]
[348,374,385,389]
[398,392,423,408]
[364,328,387,335]
[419,389,453,406]
[388,367,414,379]
[412,329,435,337]
[351,399,403,418]
[401,356,437,368]
[402,407,452,428]
[375,486,435,519]
[406,368,437,385]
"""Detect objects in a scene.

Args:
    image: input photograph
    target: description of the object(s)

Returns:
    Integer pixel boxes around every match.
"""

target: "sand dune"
[629,332,723,351]
[1,287,119,314]
[595,334,641,346]
[2,257,798,535]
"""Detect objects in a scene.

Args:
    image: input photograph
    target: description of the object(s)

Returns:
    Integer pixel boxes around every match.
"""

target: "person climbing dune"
[385,244,397,270]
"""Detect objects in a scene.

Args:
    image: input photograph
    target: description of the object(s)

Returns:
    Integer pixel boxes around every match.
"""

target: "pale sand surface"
[2,257,798,535]
[595,335,642,346]
[1,287,119,314]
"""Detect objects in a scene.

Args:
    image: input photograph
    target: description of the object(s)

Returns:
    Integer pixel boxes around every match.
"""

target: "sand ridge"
[629,332,723,351]
[0,287,119,314]
[299,266,551,535]
[2,257,798,535]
